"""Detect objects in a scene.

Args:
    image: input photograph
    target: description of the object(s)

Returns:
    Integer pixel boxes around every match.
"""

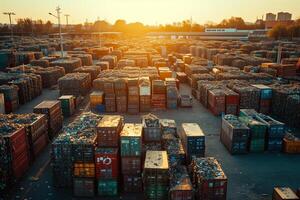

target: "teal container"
[59,95,75,117]
[0,52,9,69]
[249,138,265,152]
[120,137,142,156]
[97,179,118,196]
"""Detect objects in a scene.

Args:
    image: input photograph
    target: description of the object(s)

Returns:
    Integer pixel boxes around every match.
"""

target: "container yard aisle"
[8,84,300,200]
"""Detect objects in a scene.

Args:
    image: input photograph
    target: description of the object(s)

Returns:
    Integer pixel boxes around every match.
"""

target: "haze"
[1,0,300,25]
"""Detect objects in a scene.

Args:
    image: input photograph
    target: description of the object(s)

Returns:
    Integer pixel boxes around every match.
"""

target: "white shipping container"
[0,93,4,114]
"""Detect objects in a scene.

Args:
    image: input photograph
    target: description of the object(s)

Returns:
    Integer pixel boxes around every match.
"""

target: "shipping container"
[121,156,142,174]
[120,123,143,157]
[180,123,205,160]
[239,110,267,153]
[58,95,75,117]
[169,166,194,200]
[97,179,118,196]
[143,151,169,200]
[73,177,95,197]
[73,162,95,178]
[190,157,227,200]
[97,115,123,147]
[142,114,162,142]
[272,187,299,200]
[95,148,119,179]
[90,91,104,108]
[283,133,300,154]
[123,174,143,193]
[221,115,250,154]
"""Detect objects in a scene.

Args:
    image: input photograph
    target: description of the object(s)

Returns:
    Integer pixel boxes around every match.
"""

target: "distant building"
[266,13,276,21]
[277,12,292,21]
[264,12,293,29]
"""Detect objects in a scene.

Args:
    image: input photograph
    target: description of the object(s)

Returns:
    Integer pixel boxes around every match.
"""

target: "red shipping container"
[95,148,119,179]
[197,179,227,200]
[32,132,49,158]
[121,157,141,174]
[208,89,225,116]
[9,127,28,158]
[12,150,30,178]
[224,89,239,105]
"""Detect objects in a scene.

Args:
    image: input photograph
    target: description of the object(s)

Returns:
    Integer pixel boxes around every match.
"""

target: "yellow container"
[90,91,104,107]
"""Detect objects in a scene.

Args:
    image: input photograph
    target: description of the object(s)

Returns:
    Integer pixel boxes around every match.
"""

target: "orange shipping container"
[283,138,300,154]
[74,163,95,178]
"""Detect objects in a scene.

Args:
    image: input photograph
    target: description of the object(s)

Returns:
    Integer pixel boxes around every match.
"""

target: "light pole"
[3,12,16,46]
[49,6,64,57]
[65,14,70,27]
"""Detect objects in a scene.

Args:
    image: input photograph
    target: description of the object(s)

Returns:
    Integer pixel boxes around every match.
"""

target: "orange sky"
[1,0,300,25]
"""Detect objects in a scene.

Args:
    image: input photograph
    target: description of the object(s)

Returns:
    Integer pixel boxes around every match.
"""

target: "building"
[277,12,292,21]
[266,13,276,21]
[264,12,293,29]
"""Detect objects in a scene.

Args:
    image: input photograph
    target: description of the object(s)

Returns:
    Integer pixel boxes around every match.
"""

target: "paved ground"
[5,84,300,200]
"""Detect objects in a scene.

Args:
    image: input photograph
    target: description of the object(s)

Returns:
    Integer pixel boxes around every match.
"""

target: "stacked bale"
[58,73,91,96]
[151,80,166,110]
[139,77,151,112]
[50,58,82,73]
[127,78,139,114]
[103,79,116,112]
[115,78,127,113]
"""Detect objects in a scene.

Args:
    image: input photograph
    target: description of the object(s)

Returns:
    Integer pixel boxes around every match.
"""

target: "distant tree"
[287,24,300,40]
[113,19,126,31]
[268,24,288,39]
[93,20,111,32]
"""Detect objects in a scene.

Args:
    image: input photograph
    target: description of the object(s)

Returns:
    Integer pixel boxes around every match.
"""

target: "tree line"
[0,17,299,39]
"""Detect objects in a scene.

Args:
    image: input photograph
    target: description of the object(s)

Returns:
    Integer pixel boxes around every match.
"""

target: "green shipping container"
[97,179,118,196]
[120,123,142,157]
[59,95,75,117]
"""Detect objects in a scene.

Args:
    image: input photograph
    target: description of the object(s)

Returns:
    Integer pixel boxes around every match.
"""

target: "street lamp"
[49,6,64,57]
[3,12,16,46]
[65,14,70,27]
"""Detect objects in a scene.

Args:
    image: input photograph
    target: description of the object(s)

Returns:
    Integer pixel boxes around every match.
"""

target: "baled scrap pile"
[52,112,102,188]
[215,65,240,72]
[191,73,214,89]
[127,78,139,114]
[50,58,82,73]
[190,157,227,200]
[270,83,300,122]
[14,51,35,65]
[215,71,253,80]
[104,78,116,112]
[117,59,135,68]
[115,78,127,112]
[152,80,166,110]
[9,65,65,88]
[70,54,93,66]
[0,84,19,113]
[139,77,151,112]
[100,55,118,69]
[284,94,300,128]
[0,123,29,194]
[73,66,101,81]
[95,61,110,70]
[169,166,193,200]
[58,73,91,96]
[229,82,260,110]
[185,65,208,78]
[30,59,50,67]
[91,47,110,59]
[0,72,43,104]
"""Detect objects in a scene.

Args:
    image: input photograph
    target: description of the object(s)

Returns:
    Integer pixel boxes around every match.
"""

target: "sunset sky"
[1,0,300,25]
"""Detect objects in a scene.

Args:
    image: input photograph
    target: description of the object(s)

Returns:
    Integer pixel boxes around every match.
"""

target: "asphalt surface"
[5,84,300,200]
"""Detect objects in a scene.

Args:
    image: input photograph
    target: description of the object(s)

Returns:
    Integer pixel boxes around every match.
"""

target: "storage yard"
[1,35,300,200]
